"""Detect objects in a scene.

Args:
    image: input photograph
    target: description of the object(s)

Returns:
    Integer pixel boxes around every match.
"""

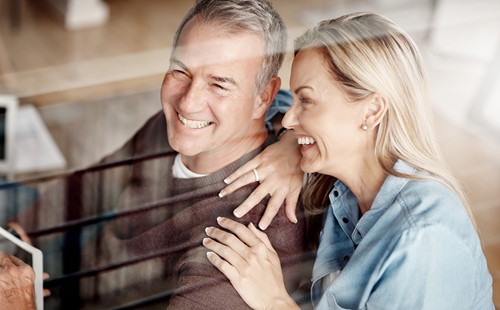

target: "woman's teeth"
[298,137,316,145]
[178,113,212,129]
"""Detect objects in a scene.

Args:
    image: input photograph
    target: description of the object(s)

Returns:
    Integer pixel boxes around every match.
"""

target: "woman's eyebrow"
[294,85,313,95]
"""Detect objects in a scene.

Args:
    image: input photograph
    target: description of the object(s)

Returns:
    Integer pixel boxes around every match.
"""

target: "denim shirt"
[311,160,494,310]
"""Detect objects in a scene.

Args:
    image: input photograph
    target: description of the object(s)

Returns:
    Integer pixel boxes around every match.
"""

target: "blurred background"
[0,0,499,307]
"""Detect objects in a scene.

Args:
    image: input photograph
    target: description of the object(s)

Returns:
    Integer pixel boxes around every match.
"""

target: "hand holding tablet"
[0,225,43,310]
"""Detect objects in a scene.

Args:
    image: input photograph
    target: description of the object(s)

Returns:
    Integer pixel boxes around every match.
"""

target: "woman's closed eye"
[298,96,312,105]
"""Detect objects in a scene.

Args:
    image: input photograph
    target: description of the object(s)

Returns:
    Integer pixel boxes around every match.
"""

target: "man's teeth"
[178,114,212,129]
[298,137,316,145]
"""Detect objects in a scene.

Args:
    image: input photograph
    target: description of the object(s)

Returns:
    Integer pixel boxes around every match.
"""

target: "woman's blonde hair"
[298,13,473,223]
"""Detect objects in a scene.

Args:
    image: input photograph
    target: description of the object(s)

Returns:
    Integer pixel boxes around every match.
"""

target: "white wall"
[41,0,109,30]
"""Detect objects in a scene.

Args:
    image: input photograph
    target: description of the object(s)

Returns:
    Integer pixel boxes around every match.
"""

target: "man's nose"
[179,81,204,112]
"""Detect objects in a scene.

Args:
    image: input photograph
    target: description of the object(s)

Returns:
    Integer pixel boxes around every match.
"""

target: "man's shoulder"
[133,110,168,148]
[101,111,172,163]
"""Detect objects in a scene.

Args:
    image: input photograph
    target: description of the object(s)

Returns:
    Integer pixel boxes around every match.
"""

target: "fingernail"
[207,251,215,259]
[202,238,210,245]
[205,227,210,234]
[223,178,230,184]
[258,223,267,230]
[216,216,222,223]
[293,217,298,224]
[218,190,226,198]
[233,209,241,218]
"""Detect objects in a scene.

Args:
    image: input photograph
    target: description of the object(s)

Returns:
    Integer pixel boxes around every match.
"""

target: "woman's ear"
[253,76,281,119]
[362,95,388,130]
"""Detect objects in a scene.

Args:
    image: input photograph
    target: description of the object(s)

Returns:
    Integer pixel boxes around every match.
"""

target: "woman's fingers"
[247,223,282,267]
[203,218,294,310]
[284,185,301,223]
[240,182,299,230]
[204,218,260,269]
[212,217,260,248]
[204,218,274,263]
[247,222,273,250]
[220,132,304,227]
[232,185,268,218]
[257,192,287,230]
[213,218,274,264]
[203,232,247,268]
[219,168,261,199]
[222,156,263,189]
[206,251,240,283]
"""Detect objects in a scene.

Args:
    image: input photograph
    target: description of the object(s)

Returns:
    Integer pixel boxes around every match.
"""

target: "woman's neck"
[340,157,391,214]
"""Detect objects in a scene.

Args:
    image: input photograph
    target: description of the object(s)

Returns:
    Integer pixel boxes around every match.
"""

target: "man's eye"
[171,70,190,80]
[212,83,225,90]
[212,84,229,94]
[299,97,311,104]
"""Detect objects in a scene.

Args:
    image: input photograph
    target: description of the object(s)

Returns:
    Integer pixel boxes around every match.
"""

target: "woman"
[203,12,494,309]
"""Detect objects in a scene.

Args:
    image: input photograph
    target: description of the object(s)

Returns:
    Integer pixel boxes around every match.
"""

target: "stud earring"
[361,124,368,131]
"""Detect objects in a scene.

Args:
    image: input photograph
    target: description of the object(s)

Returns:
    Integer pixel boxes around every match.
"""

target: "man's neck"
[181,130,268,174]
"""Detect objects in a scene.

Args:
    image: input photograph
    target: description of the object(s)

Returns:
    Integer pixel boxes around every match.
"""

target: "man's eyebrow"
[169,57,187,70]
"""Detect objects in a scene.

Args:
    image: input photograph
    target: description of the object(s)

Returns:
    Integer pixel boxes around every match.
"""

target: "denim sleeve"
[363,225,489,310]
[265,89,293,133]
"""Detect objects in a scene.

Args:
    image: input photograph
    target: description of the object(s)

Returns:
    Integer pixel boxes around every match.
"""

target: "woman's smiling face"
[283,48,366,176]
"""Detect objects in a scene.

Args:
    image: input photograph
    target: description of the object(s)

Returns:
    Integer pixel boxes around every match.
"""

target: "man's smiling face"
[161,17,266,172]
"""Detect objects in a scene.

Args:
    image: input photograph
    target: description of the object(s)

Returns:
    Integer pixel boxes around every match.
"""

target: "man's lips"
[178,113,214,129]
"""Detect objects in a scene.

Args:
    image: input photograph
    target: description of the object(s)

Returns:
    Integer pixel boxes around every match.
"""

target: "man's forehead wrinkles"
[172,38,265,66]
[170,52,245,89]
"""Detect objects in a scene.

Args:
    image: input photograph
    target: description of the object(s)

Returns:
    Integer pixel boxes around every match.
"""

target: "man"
[91,1,309,308]
[0,0,311,308]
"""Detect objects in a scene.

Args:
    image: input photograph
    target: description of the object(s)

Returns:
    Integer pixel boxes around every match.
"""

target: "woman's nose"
[282,103,298,129]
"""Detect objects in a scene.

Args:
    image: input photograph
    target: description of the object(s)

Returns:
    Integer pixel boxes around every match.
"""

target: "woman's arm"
[363,225,482,309]
[203,217,300,310]
[219,89,303,230]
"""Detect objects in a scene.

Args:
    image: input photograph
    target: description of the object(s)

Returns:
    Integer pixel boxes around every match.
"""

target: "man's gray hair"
[172,0,287,92]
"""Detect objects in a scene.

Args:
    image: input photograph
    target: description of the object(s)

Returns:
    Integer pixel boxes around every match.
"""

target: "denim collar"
[329,160,416,243]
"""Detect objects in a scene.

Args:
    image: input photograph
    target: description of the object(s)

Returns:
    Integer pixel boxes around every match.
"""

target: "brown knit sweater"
[92,111,310,309]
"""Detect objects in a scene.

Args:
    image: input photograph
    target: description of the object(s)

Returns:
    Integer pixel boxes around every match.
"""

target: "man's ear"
[362,95,388,130]
[253,76,281,119]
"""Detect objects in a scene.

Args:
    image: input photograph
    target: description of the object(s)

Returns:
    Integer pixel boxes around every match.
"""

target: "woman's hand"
[203,217,299,310]
[220,130,303,230]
